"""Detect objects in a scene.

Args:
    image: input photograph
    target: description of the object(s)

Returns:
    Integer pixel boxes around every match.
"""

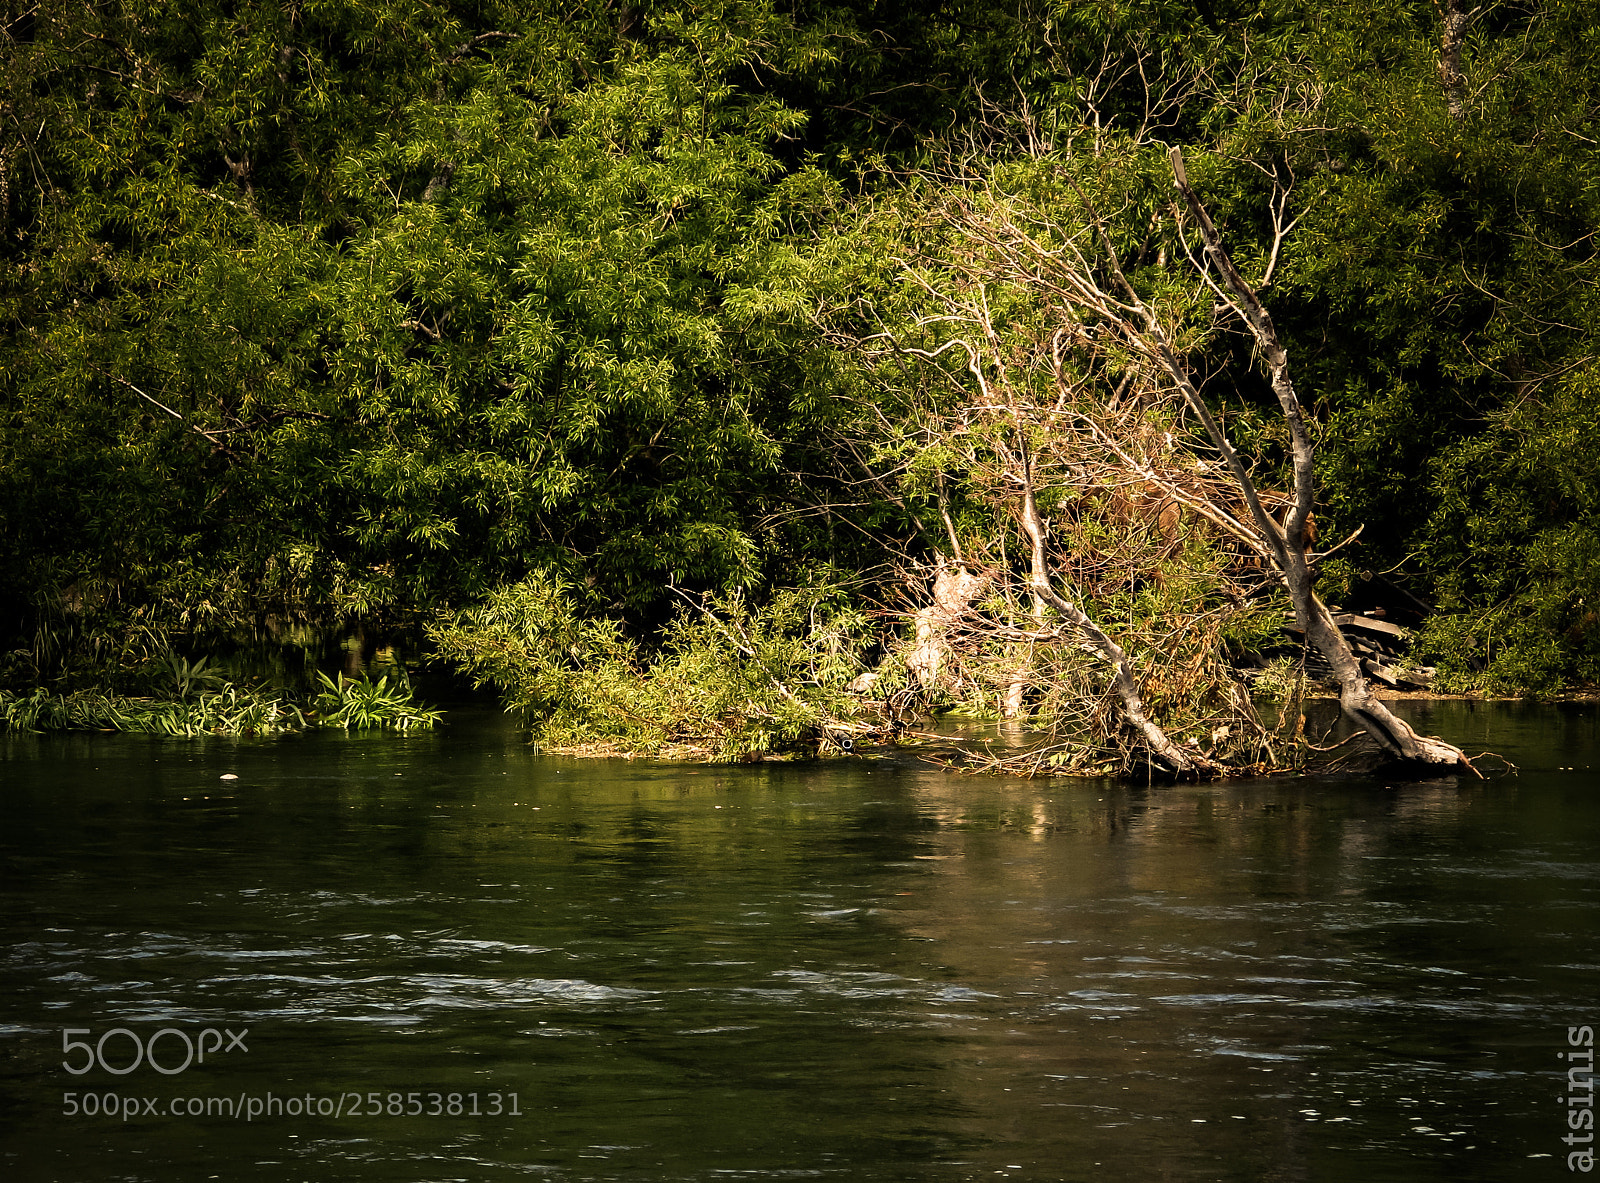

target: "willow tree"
[0,0,855,683]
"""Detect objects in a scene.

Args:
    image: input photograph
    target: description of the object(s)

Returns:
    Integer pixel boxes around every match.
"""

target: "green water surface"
[1,701,1597,1181]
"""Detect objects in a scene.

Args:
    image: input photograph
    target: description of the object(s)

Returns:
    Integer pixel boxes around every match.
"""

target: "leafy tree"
[0,0,862,684]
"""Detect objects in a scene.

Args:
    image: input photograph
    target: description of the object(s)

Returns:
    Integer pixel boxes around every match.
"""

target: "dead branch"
[1165,146,1477,775]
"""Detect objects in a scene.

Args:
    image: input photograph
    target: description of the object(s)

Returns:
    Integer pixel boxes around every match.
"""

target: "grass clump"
[0,660,440,736]
[311,672,442,731]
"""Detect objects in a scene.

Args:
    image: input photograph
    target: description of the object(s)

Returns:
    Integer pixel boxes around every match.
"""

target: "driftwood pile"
[1274,611,1436,691]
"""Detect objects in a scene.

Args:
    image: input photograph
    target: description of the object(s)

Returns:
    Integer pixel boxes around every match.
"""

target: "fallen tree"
[822,181,1285,778]
[822,146,1479,777]
[1162,147,1476,773]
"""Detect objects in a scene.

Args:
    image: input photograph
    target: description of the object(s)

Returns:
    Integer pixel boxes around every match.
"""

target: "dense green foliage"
[3,0,1597,739]
[428,573,882,759]
[0,0,858,683]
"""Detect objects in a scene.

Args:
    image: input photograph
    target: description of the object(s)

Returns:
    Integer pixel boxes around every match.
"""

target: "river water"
[1,700,1596,1182]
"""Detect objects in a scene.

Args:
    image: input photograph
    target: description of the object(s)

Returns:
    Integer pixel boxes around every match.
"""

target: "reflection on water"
[1,701,1597,1181]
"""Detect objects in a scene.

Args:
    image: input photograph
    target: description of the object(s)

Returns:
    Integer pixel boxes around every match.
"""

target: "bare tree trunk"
[1001,587,1045,719]
[906,561,988,691]
[617,0,640,40]
[1435,0,1476,120]
[1166,147,1476,774]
